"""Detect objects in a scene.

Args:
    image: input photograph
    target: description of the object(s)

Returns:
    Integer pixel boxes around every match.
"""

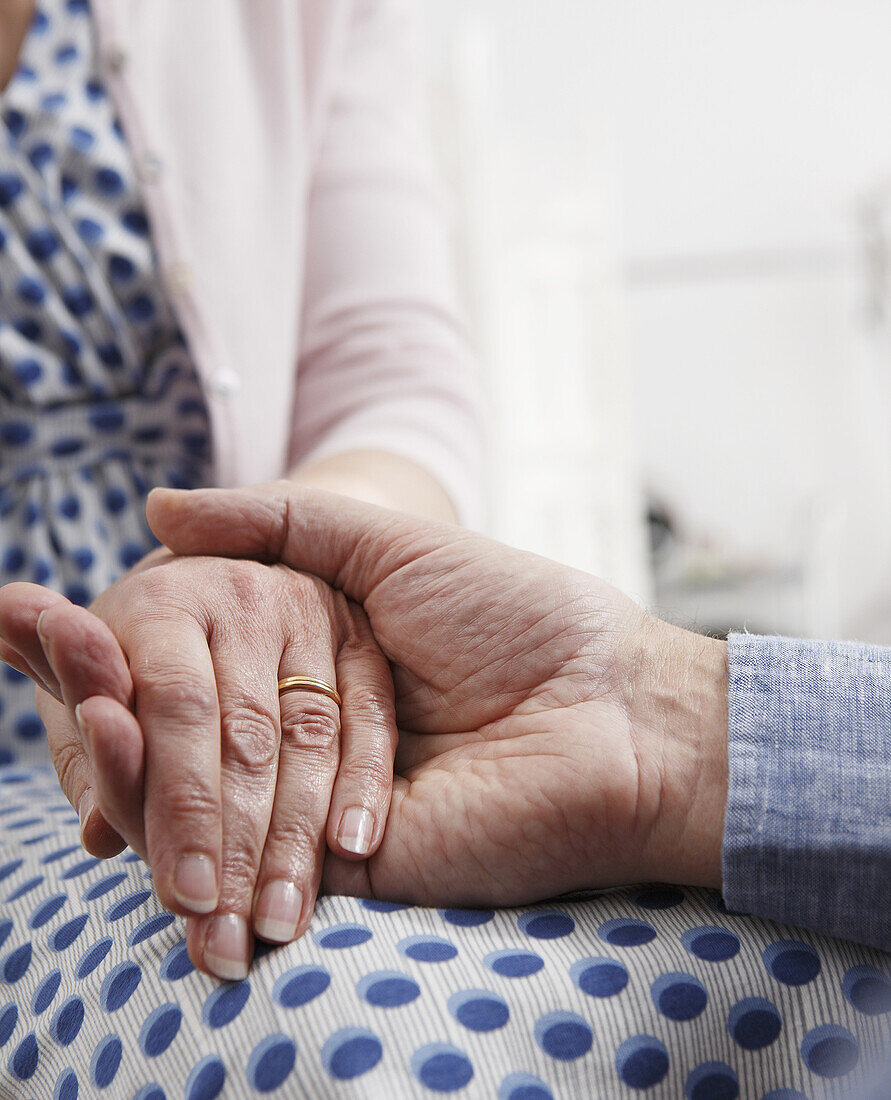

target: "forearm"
[286,449,458,523]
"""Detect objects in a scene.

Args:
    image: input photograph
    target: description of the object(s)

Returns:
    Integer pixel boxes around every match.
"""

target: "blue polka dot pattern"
[727,997,782,1050]
[499,1072,553,1100]
[398,934,457,963]
[762,940,821,985]
[651,971,708,1021]
[571,956,629,998]
[519,910,575,939]
[411,1043,474,1092]
[321,1028,381,1080]
[484,949,544,978]
[682,926,741,962]
[842,964,891,1016]
[448,988,510,1032]
[685,1061,739,1100]
[0,770,888,1097]
[357,969,420,1008]
[615,1034,670,1088]
[799,1023,859,1078]
[201,982,251,1029]
[247,1033,297,1090]
[534,1011,593,1061]
[598,917,657,947]
[0,0,215,773]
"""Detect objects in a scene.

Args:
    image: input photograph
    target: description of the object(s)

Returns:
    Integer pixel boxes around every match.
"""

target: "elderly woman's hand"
[144,483,730,908]
[0,553,397,980]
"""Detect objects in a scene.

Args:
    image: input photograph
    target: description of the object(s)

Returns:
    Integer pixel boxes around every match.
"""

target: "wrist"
[625,617,729,889]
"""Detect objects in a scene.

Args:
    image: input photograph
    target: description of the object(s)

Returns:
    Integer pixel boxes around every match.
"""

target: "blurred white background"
[420,0,891,642]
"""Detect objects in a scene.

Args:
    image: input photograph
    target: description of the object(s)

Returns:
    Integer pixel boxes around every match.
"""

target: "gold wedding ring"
[277,675,342,708]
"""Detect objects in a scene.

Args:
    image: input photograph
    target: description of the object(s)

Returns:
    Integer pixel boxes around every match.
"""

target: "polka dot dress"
[1,769,889,1097]
[0,0,213,766]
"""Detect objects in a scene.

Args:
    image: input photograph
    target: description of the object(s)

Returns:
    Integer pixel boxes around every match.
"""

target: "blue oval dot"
[32,969,62,1014]
[160,940,194,981]
[519,910,575,939]
[571,956,629,999]
[842,965,891,1016]
[54,1067,79,1100]
[727,997,782,1050]
[449,988,509,1032]
[51,914,89,952]
[128,913,175,946]
[534,1011,593,1061]
[140,1004,182,1058]
[202,981,251,1028]
[411,1043,473,1092]
[616,1034,670,1088]
[762,940,820,985]
[599,918,657,947]
[51,997,84,1046]
[498,1072,553,1100]
[399,935,457,963]
[76,937,112,978]
[273,964,330,1008]
[63,858,101,880]
[800,1024,858,1079]
[247,1033,297,1091]
[185,1055,226,1100]
[2,941,32,982]
[685,1061,739,1100]
[440,908,494,927]
[314,923,373,950]
[83,872,128,900]
[357,970,420,1008]
[91,1034,122,1088]
[100,961,142,1012]
[10,1032,38,1080]
[681,926,740,962]
[651,972,708,1021]
[0,1003,18,1046]
[29,893,67,929]
[634,886,685,909]
[484,949,544,978]
[105,889,151,920]
[321,1027,382,1081]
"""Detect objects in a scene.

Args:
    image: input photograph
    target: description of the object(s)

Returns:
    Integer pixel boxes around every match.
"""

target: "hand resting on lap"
[0,551,397,980]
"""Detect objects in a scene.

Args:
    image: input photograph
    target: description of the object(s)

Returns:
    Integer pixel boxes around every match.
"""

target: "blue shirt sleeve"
[722,632,891,951]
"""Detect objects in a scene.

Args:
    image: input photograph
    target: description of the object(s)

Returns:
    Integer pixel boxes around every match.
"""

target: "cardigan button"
[208,369,241,398]
[103,44,128,74]
[137,152,164,183]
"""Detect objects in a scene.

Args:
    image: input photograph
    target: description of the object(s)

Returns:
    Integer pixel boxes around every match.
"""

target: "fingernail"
[337,806,375,855]
[254,880,302,943]
[77,789,96,845]
[204,913,250,981]
[35,609,48,646]
[173,853,219,915]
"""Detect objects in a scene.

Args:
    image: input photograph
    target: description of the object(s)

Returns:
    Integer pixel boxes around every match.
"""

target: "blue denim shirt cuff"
[722,632,891,951]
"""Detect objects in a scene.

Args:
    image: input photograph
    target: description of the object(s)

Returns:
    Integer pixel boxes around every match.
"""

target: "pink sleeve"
[287,0,486,527]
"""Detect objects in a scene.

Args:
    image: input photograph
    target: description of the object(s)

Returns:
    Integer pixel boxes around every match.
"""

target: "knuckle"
[280,707,339,755]
[134,665,218,720]
[223,559,269,610]
[220,844,265,891]
[220,703,279,775]
[51,739,85,808]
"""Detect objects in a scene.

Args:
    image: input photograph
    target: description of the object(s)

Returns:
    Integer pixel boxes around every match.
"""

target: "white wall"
[421,0,891,639]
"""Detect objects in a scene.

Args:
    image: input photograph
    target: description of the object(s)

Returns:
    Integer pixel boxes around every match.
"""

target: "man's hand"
[145,483,729,907]
[0,553,397,979]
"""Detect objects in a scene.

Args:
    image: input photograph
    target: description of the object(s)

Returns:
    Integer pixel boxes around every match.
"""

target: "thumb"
[145,482,459,604]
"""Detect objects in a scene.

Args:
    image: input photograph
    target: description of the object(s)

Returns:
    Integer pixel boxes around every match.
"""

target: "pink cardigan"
[89,0,484,524]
